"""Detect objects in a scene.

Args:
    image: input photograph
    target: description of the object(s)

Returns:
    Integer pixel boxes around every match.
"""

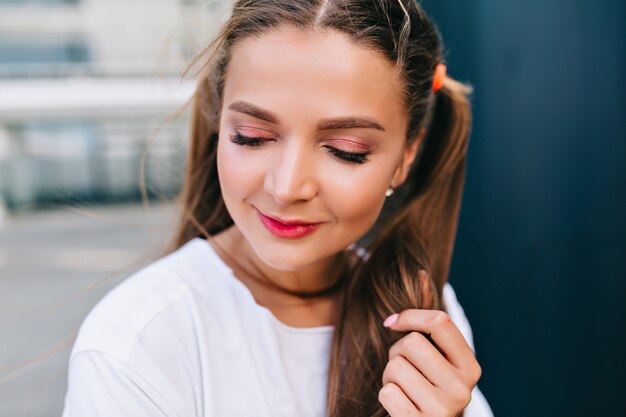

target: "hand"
[379,295,482,416]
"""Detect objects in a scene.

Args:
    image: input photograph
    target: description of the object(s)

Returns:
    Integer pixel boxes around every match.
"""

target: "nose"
[264,139,318,206]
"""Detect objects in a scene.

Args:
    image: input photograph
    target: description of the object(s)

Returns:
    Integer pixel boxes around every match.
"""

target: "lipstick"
[256,209,321,239]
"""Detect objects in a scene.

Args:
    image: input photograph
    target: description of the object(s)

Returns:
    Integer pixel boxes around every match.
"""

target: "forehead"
[222,26,408,135]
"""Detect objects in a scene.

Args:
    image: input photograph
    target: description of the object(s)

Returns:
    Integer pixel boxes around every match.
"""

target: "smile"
[255,208,322,239]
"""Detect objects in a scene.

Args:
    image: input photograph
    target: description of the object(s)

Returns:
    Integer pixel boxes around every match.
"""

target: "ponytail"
[326,76,473,417]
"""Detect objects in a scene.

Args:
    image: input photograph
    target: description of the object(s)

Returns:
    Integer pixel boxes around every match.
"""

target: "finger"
[378,383,422,417]
[383,308,474,371]
[388,330,459,388]
[382,355,436,410]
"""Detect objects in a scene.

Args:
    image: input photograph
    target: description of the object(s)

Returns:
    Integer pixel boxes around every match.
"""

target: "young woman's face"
[217,26,419,271]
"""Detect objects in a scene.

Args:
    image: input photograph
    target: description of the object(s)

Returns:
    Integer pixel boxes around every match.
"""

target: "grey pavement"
[0,201,178,417]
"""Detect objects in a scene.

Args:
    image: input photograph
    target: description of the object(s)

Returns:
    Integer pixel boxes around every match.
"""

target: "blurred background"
[0,0,624,416]
[0,1,228,416]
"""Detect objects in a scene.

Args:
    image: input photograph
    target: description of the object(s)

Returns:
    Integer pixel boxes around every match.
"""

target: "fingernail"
[383,313,399,327]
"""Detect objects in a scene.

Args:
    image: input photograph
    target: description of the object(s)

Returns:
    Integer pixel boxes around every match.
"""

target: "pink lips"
[256,209,321,239]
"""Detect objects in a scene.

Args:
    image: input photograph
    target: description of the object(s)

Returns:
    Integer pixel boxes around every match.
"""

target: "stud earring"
[385,187,394,197]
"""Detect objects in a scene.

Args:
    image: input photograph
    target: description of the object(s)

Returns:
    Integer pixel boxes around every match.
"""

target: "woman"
[63,1,493,416]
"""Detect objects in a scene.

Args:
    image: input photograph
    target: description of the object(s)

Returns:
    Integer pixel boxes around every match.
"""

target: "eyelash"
[229,132,370,164]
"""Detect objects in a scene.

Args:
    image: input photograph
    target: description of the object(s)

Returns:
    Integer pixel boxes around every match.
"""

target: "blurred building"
[0,0,231,211]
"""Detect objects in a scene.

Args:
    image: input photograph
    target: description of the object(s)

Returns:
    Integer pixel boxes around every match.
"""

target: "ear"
[392,127,426,187]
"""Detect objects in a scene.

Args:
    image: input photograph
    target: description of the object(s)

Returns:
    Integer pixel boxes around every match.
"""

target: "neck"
[210,225,350,299]
[207,225,353,327]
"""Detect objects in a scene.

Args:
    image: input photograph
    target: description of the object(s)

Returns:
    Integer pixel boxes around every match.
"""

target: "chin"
[250,239,322,272]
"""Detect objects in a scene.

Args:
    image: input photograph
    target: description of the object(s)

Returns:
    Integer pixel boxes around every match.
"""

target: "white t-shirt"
[62,237,493,417]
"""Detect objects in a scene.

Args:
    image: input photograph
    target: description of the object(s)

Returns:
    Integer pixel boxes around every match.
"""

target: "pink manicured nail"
[383,313,399,327]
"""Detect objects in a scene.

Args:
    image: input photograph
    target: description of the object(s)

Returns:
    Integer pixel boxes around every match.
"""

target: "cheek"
[321,162,392,228]
[217,133,261,199]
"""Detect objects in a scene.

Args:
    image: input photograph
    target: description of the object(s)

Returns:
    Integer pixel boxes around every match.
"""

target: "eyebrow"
[227,101,386,132]
[228,101,278,124]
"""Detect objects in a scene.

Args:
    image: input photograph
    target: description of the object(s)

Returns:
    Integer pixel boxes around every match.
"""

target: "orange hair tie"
[432,63,447,92]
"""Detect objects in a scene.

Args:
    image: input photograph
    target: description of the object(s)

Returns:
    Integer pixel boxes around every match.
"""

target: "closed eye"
[323,146,370,164]
[230,132,370,164]
[229,132,273,147]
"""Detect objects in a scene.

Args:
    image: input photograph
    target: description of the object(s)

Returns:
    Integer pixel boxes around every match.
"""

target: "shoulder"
[70,237,227,361]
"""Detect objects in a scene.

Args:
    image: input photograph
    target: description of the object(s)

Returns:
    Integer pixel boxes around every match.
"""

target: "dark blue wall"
[423,1,626,415]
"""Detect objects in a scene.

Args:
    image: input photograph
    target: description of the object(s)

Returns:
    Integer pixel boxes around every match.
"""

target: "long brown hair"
[168,1,472,416]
